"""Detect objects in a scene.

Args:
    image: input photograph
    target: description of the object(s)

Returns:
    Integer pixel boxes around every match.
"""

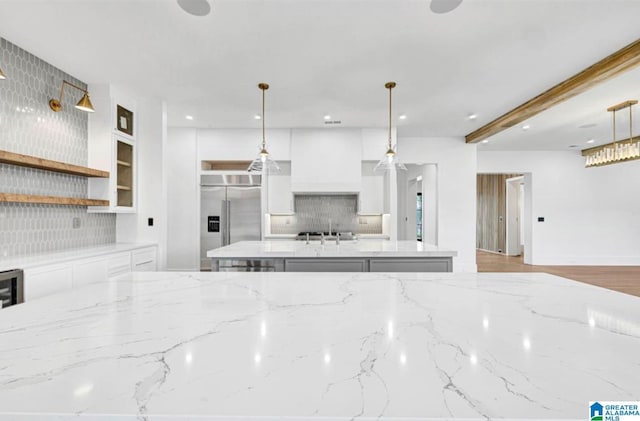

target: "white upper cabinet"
[291,129,362,193]
[267,162,293,214]
[360,173,384,214]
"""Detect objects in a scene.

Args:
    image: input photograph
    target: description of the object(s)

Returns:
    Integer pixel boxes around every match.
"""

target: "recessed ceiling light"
[399,114,407,120]
[468,114,478,120]
[522,125,531,131]
[481,140,489,144]
[254,115,261,120]
[586,139,595,144]
[185,115,194,120]
[324,115,331,120]
[578,123,598,129]
[568,145,578,148]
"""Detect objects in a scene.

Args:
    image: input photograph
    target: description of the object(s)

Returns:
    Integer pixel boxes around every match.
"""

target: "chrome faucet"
[306,232,310,245]
[336,232,340,245]
[321,232,325,245]
[328,219,332,237]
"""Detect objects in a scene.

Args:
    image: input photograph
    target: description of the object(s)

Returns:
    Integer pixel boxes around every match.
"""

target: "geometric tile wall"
[270,194,383,235]
[0,37,116,259]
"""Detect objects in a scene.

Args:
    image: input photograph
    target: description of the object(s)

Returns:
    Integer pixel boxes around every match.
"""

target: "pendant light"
[0,66,6,80]
[374,82,407,173]
[247,83,280,173]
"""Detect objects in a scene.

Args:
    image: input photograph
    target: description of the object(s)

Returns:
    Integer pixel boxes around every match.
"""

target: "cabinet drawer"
[132,247,157,272]
[73,258,109,288]
[24,264,73,301]
[285,259,366,272]
[108,252,132,278]
[369,258,452,273]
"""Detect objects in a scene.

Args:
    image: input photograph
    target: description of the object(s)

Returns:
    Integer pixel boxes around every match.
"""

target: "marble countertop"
[0,271,638,420]
[207,240,456,258]
[0,243,157,272]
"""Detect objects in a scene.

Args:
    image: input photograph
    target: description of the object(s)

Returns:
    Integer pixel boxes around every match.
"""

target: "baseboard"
[477,248,522,257]
[532,256,640,266]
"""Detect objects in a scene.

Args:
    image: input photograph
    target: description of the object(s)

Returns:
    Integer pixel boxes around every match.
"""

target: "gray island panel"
[207,240,457,272]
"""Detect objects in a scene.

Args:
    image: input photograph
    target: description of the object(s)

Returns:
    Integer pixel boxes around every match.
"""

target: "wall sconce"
[0,66,6,80]
[49,80,95,113]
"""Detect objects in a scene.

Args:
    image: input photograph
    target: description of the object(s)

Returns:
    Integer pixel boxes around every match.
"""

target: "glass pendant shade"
[373,146,407,173]
[248,147,281,173]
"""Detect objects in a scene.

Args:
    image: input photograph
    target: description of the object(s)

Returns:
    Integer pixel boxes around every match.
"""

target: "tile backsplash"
[270,194,383,235]
[0,37,116,259]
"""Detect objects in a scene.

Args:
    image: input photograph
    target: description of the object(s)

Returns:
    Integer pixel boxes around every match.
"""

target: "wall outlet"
[72,217,81,229]
[148,217,154,226]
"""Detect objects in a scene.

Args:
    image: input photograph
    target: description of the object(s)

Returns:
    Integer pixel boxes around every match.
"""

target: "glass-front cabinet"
[116,138,134,208]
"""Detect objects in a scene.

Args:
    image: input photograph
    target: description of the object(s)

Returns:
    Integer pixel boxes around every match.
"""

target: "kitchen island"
[207,240,457,272]
[0,271,638,420]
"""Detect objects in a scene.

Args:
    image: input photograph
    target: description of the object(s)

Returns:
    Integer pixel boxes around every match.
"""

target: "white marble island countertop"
[207,240,457,258]
[1,271,639,420]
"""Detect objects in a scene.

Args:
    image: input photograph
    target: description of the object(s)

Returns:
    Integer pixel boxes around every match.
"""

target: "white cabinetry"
[267,162,293,213]
[359,175,384,214]
[24,264,73,301]
[88,84,137,213]
[291,129,362,193]
[73,257,109,289]
[23,245,157,302]
[133,247,157,271]
[108,252,132,278]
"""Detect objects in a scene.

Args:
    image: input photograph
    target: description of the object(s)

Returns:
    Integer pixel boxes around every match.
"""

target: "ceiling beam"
[465,38,640,144]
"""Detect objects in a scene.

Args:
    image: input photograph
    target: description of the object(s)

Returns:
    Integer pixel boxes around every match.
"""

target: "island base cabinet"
[285,259,367,272]
[369,258,451,272]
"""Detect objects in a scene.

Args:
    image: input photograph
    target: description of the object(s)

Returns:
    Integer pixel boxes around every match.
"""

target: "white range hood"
[290,128,362,193]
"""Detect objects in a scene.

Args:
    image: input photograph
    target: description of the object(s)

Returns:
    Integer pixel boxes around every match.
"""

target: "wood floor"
[477,250,640,297]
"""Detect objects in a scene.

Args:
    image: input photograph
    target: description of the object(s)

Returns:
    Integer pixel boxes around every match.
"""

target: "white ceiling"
[1,0,640,148]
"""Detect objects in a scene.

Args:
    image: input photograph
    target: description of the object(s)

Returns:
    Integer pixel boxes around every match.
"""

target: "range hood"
[290,129,362,193]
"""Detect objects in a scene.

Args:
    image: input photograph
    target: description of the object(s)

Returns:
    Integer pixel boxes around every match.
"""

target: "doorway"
[397,164,438,243]
[505,176,523,256]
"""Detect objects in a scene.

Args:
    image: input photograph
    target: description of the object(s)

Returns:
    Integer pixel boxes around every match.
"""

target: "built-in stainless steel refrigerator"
[200,174,262,270]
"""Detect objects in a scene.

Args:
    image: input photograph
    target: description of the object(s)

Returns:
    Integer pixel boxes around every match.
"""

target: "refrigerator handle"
[226,200,232,246]
[221,200,227,246]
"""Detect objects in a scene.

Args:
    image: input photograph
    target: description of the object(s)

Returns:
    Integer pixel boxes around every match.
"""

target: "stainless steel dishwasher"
[0,269,24,309]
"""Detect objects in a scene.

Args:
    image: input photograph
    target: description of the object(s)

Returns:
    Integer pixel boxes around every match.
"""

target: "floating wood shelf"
[0,193,109,207]
[116,185,132,191]
[0,150,109,178]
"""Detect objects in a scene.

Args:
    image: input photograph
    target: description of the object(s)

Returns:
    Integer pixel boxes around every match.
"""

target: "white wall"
[478,150,640,265]
[166,128,199,270]
[398,137,477,272]
[116,96,168,269]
